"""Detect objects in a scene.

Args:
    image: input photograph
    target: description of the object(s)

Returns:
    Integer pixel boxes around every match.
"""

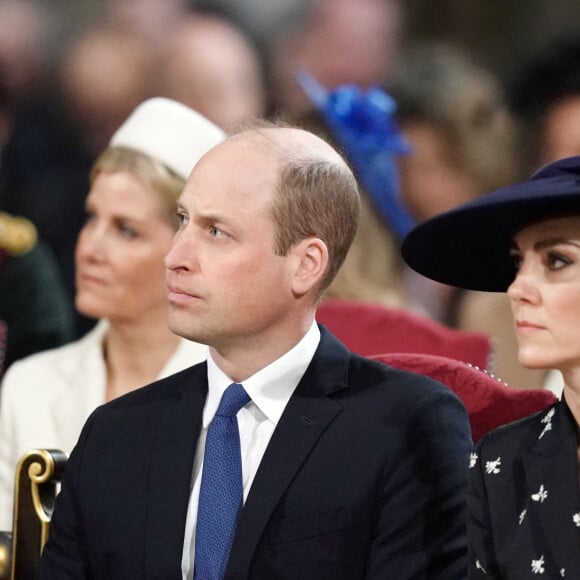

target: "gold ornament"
[0,212,37,255]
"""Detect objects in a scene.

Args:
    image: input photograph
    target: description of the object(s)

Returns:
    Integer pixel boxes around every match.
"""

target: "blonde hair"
[90,146,184,227]
[324,195,403,305]
[232,118,361,296]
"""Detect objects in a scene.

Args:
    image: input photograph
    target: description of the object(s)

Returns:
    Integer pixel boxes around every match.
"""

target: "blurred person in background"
[0,67,75,370]
[0,0,65,105]
[3,25,156,337]
[389,43,544,389]
[160,11,267,132]
[102,0,188,47]
[194,0,311,45]
[390,43,517,241]
[0,98,224,531]
[507,34,580,173]
[58,26,156,158]
[268,0,403,114]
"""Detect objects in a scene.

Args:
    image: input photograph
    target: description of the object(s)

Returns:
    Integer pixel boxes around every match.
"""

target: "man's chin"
[167,320,204,344]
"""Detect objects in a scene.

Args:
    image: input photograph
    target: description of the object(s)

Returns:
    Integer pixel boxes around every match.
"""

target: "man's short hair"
[272,155,360,295]
[231,120,361,296]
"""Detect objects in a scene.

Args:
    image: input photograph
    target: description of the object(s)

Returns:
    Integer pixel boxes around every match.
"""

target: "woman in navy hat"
[402,155,580,578]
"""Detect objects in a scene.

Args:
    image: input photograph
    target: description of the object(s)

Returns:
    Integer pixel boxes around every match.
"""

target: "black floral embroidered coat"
[469,399,580,579]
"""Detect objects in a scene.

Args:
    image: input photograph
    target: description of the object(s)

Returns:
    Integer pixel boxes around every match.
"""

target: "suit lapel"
[144,364,208,579]
[522,401,580,575]
[226,328,350,578]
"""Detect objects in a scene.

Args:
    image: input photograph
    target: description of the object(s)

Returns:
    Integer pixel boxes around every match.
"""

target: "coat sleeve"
[365,385,473,580]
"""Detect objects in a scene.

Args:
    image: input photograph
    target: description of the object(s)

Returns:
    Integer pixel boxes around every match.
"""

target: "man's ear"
[291,237,329,297]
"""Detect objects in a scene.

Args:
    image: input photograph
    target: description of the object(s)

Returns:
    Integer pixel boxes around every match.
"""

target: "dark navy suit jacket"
[40,327,472,579]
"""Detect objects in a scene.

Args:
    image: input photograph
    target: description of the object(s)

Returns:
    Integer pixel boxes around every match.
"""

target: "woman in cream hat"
[0,98,224,531]
[402,155,580,578]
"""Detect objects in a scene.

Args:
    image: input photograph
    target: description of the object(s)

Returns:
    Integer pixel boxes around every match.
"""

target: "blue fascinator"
[296,70,415,239]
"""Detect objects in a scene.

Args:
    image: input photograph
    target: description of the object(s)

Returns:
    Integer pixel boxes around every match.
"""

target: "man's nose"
[164,229,196,272]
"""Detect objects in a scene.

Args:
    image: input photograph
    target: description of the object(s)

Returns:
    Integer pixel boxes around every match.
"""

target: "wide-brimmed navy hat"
[401,156,580,292]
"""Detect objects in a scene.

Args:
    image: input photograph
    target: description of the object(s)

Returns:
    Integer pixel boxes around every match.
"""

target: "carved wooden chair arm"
[3,449,67,580]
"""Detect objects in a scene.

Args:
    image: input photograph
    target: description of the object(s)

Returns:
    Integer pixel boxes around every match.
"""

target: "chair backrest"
[0,449,67,580]
[372,352,558,443]
[316,299,493,370]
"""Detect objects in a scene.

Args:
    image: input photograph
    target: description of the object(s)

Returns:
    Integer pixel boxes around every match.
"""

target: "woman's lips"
[78,272,106,286]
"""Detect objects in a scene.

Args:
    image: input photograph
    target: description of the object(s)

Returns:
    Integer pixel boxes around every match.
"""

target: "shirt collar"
[205,322,321,427]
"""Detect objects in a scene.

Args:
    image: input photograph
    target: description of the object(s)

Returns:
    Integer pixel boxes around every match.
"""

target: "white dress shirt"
[181,322,321,579]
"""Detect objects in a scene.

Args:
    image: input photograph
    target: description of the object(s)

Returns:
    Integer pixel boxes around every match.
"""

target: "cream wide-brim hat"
[110,97,225,181]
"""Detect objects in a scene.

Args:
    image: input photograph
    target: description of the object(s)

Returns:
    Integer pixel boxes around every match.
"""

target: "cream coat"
[0,320,207,530]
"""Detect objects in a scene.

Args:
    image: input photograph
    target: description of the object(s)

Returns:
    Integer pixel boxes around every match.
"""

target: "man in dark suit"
[40,123,472,579]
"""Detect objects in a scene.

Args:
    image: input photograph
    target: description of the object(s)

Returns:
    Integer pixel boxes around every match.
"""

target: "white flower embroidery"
[485,457,501,475]
[469,452,478,469]
[519,509,527,525]
[541,408,555,423]
[539,422,553,440]
[531,555,545,574]
[573,512,580,527]
[475,559,487,574]
[531,485,548,503]
[539,409,555,439]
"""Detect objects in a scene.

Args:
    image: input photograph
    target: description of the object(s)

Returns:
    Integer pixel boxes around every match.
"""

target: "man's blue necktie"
[194,382,250,580]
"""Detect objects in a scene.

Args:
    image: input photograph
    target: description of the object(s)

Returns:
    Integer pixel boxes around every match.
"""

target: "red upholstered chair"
[372,352,558,443]
[316,299,493,370]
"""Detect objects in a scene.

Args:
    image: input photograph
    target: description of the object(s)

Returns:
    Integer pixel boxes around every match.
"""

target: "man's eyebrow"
[184,207,232,226]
